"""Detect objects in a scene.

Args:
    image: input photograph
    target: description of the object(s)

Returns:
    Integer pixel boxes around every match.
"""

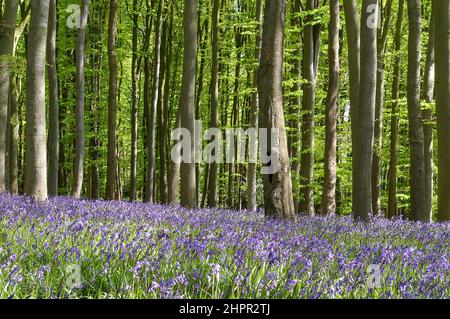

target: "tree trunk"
[352,0,377,222]
[343,1,360,203]
[0,0,19,193]
[160,1,173,203]
[407,0,426,221]
[179,0,198,208]
[299,0,319,217]
[208,0,221,208]
[372,0,393,217]
[146,0,164,203]
[247,0,263,211]
[106,0,118,200]
[25,0,50,201]
[129,0,140,202]
[435,0,450,221]
[387,0,405,219]
[288,0,302,212]
[321,0,339,216]
[72,0,89,199]
[422,3,435,222]
[46,0,58,197]
[258,0,295,220]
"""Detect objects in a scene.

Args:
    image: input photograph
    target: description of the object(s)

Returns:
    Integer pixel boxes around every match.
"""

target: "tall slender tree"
[72,0,90,199]
[258,0,295,220]
[247,0,263,211]
[25,0,50,201]
[422,3,435,222]
[208,0,220,208]
[129,0,141,202]
[0,0,19,193]
[352,0,377,222]
[106,0,118,200]
[371,0,393,216]
[179,0,198,208]
[407,0,427,222]
[387,0,405,219]
[146,0,165,203]
[299,0,320,217]
[435,0,450,221]
[343,0,360,217]
[321,0,339,216]
[47,0,58,196]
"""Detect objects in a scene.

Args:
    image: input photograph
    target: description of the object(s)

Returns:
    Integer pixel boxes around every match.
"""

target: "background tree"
[106,0,118,200]
[321,0,339,216]
[72,0,90,199]
[25,0,50,201]
[352,0,377,222]
[387,0,405,219]
[258,0,295,220]
[47,0,58,196]
[407,0,426,222]
[0,0,19,193]
[179,0,198,208]
[435,0,450,221]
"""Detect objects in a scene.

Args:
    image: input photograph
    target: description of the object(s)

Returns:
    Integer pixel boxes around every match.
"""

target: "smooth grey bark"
[141,0,155,200]
[179,0,198,208]
[72,0,89,199]
[288,0,302,212]
[9,3,29,194]
[299,0,320,217]
[372,0,393,216]
[407,0,427,222]
[0,0,19,193]
[387,0,405,219]
[129,0,140,202]
[195,17,208,206]
[435,0,450,221]
[258,0,295,220]
[352,0,377,222]
[343,0,361,217]
[106,0,118,200]
[422,3,435,223]
[321,0,339,216]
[146,0,164,203]
[25,0,50,201]
[88,0,104,200]
[159,1,173,204]
[247,0,263,211]
[47,0,58,196]
[208,0,220,208]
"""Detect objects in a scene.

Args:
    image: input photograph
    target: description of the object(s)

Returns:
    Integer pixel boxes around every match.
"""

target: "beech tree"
[106,0,118,200]
[352,0,377,222]
[407,0,426,222]
[321,0,339,216]
[258,0,295,220]
[47,0,58,196]
[0,0,19,193]
[179,0,198,208]
[387,0,405,219]
[72,0,90,199]
[435,0,450,221]
[25,0,50,201]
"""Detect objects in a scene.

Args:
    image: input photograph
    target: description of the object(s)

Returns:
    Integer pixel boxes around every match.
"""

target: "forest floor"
[0,194,449,299]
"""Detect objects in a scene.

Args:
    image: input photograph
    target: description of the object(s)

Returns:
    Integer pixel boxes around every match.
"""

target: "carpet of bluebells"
[0,193,449,299]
